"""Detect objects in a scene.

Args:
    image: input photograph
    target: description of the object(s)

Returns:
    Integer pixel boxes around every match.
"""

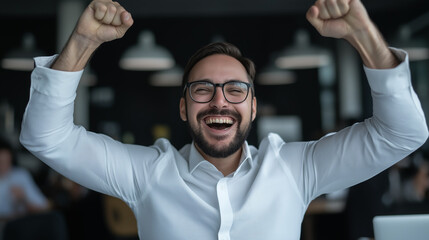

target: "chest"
[133,161,306,240]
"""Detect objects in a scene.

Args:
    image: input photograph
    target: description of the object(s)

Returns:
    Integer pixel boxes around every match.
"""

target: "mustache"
[197,109,241,122]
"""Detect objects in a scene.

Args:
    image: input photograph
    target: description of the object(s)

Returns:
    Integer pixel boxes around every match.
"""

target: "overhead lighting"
[403,46,429,61]
[119,30,175,71]
[149,65,183,87]
[275,29,332,69]
[257,62,296,85]
[210,34,226,43]
[1,33,45,71]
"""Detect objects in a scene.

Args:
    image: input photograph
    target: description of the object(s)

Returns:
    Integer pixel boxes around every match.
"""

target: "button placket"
[217,178,233,240]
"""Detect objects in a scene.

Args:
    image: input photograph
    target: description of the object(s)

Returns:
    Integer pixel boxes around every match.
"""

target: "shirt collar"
[188,142,207,174]
[237,141,253,173]
[188,141,253,175]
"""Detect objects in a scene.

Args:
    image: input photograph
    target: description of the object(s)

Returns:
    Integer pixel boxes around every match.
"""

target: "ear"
[251,97,257,121]
[179,97,187,121]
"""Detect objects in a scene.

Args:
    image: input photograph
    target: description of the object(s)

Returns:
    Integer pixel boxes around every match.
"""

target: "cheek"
[186,104,203,124]
[238,103,253,119]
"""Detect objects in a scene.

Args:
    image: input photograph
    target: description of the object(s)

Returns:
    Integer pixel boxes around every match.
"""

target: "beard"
[186,108,252,158]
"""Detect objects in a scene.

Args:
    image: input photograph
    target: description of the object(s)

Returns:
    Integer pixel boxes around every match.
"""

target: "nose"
[209,86,228,108]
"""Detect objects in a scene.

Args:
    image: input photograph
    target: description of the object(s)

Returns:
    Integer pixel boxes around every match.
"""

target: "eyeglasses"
[183,80,252,104]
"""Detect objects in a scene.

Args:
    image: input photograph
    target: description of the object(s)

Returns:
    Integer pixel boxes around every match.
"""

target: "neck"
[195,144,243,176]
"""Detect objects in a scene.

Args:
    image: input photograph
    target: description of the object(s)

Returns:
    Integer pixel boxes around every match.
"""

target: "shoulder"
[258,133,286,152]
[10,167,32,178]
[248,133,286,162]
[256,133,312,160]
[153,138,178,152]
[8,167,35,184]
[124,138,178,156]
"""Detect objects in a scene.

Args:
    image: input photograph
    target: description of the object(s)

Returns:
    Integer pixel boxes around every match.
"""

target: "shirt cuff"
[364,48,411,95]
[31,55,84,98]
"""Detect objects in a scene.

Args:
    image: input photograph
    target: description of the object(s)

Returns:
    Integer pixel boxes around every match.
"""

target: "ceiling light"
[275,29,332,69]
[1,33,45,71]
[257,62,296,85]
[119,30,175,71]
[149,65,183,87]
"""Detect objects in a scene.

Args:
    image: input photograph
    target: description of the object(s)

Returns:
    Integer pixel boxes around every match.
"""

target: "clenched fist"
[52,0,133,71]
[306,0,398,69]
[306,0,371,40]
[75,0,134,46]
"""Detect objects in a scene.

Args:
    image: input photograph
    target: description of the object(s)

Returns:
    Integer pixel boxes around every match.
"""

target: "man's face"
[0,149,12,177]
[180,54,257,158]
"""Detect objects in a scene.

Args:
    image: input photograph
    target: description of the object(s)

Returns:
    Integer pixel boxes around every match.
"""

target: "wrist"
[52,33,100,72]
[346,24,399,69]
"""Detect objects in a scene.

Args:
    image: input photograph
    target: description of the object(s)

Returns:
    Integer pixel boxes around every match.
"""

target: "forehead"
[189,54,249,83]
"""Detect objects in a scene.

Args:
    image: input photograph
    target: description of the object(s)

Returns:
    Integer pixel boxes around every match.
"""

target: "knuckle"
[97,6,107,16]
[97,3,107,11]
[326,0,336,6]
[316,0,325,7]
[108,5,117,13]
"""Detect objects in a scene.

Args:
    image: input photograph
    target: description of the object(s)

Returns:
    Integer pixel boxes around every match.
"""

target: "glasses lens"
[224,82,249,103]
[189,82,214,103]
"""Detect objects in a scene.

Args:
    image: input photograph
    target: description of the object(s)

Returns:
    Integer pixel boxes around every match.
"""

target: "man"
[20,0,428,239]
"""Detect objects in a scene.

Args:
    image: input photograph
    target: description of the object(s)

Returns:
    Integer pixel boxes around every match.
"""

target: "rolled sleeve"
[364,48,410,95]
[31,55,83,99]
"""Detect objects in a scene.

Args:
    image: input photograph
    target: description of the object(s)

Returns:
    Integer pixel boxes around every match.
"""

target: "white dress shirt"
[20,48,428,240]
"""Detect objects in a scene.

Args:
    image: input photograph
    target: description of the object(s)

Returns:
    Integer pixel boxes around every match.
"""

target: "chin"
[197,129,249,159]
[186,114,253,159]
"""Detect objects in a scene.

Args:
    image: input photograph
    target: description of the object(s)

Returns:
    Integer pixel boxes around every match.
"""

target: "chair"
[103,195,138,240]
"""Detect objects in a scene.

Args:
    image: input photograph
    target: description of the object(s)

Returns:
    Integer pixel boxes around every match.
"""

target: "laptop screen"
[373,214,429,240]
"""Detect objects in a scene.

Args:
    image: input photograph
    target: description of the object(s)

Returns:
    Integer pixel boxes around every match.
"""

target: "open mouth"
[204,117,235,130]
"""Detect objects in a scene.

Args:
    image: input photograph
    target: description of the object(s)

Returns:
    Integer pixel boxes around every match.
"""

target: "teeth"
[205,118,233,125]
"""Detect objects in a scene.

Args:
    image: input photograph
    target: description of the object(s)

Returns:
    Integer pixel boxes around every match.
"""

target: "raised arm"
[282,0,428,203]
[306,0,398,69]
[19,1,160,200]
[52,0,133,71]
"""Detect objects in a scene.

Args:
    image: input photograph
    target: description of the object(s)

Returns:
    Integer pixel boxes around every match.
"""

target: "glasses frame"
[183,80,252,104]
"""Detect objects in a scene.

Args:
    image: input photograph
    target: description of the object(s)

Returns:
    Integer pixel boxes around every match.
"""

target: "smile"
[204,116,235,130]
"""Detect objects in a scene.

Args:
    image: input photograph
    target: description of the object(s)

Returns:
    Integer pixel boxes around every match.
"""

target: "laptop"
[373,214,429,240]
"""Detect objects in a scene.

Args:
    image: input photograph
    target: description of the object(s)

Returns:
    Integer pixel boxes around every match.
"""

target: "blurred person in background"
[397,151,429,204]
[0,138,49,221]
[0,138,50,239]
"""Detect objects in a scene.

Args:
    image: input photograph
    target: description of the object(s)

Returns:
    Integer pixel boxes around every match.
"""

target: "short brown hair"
[182,42,255,94]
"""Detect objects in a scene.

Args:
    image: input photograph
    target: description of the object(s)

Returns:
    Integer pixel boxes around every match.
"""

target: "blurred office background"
[0,0,428,239]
